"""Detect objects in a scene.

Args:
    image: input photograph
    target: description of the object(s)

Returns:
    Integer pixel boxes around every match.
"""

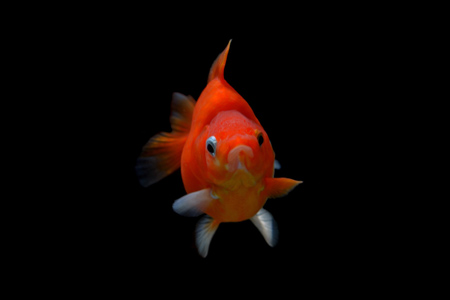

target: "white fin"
[196,215,220,258]
[274,159,281,170]
[172,188,213,217]
[250,208,278,247]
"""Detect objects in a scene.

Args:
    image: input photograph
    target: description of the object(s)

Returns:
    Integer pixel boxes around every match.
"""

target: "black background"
[34,12,417,289]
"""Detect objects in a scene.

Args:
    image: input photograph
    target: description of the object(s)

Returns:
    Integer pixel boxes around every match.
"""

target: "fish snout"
[227,145,254,172]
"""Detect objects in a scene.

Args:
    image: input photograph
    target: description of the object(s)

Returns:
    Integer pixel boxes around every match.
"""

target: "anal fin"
[196,216,220,258]
[250,208,278,247]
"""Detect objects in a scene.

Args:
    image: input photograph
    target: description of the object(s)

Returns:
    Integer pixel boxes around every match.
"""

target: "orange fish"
[136,40,302,257]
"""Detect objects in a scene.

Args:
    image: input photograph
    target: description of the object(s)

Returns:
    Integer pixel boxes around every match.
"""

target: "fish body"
[136,41,301,257]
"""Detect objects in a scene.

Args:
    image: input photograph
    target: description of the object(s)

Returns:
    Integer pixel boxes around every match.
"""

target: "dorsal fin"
[207,39,232,83]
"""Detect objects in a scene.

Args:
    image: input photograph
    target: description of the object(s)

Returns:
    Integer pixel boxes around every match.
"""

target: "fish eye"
[257,132,264,146]
[206,136,217,157]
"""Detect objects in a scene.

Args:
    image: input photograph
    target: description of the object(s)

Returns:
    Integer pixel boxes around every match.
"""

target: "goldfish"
[136,40,301,257]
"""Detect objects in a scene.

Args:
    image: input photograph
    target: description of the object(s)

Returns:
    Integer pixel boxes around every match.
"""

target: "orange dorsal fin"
[208,39,232,83]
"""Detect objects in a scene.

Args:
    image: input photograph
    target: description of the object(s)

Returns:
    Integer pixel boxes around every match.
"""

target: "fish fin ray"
[135,93,195,187]
[135,132,185,187]
[250,208,278,247]
[172,189,214,217]
[264,177,302,199]
[170,92,196,133]
[196,216,220,258]
[208,40,232,83]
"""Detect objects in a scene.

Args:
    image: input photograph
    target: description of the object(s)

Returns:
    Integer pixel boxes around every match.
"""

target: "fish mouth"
[227,145,254,173]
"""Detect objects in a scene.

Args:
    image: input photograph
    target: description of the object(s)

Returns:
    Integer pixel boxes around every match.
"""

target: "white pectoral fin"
[274,159,281,170]
[172,188,214,217]
[196,215,220,258]
[250,208,279,247]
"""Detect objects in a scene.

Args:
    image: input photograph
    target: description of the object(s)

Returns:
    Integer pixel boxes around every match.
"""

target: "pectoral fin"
[172,188,214,217]
[274,159,281,170]
[250,208,278,247]
[264,177,302,199]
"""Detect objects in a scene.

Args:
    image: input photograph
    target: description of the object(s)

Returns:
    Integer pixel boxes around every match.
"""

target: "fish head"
[202,110,275,192]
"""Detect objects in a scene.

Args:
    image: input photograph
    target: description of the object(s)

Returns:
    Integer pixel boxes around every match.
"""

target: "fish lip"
[227,145,253,173]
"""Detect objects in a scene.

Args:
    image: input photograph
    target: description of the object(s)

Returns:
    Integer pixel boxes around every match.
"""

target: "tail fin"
[207,39,232,83]
[136,93,196,187]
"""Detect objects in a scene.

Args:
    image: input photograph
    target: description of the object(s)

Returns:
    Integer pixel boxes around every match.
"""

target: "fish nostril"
[227,145,253,172]
[228,145,253,161]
